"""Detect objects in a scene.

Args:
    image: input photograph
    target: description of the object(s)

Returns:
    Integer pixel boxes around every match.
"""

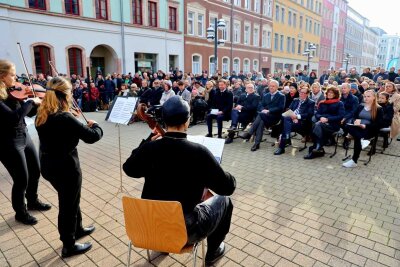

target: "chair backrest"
[122,196,188,254]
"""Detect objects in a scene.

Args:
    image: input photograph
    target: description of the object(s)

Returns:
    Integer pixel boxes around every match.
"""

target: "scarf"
[311,90,322,102]
[317,98,340,109]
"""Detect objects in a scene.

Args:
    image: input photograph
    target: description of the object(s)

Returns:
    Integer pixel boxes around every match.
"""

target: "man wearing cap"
[123,96,236,265]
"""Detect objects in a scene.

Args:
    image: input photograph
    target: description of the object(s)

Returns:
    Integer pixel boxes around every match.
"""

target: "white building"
[377,35,400,70]
[0,0,184,77]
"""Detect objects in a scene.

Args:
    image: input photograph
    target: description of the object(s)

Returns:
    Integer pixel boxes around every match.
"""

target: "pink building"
[319,0,347,75]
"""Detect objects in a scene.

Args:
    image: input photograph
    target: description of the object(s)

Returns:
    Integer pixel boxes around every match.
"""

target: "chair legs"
[330,132,340,158]
[127,241,132,267]
[146,249,151,262]
[192,240,205,267]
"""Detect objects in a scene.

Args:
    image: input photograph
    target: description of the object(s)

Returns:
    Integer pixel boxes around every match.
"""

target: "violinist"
[35,77,103,257]
[0,59,51,225]
[123,96,236,265]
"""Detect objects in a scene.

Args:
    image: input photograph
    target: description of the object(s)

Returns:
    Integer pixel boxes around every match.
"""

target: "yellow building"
[271,0,322,74]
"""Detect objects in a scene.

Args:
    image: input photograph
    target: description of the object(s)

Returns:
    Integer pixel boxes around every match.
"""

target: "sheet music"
[210,109,219,115]
[282,109,295,117]
[187,135,225,164]
[107,97,138,125]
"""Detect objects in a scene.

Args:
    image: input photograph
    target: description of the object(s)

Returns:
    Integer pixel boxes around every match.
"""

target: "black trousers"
[345,125,368,163]
[312,122,337,147]
[0,130,40,214]
[49,174,83,247]
[184,195,233,254]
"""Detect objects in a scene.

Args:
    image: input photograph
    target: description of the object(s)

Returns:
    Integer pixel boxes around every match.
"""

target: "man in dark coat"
[123,96,236,265]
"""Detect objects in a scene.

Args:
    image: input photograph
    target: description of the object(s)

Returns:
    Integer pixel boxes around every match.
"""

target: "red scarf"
[317,98,340,109]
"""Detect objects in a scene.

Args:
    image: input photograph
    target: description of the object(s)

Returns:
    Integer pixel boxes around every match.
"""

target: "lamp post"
[343,53,352,73]
[207,18,226,75]
[302,43,316,72]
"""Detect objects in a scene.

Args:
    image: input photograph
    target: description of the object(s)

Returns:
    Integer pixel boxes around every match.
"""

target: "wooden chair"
[122,196,205,267]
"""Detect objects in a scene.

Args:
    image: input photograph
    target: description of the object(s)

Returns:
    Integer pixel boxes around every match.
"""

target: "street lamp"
[302,43,316,72]
[207,18,226,75]
[343,53,352,73]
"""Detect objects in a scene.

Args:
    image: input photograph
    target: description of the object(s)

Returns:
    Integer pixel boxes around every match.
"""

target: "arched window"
[95,0,108,19]
[29,0,46,10]
[192,55,201,75]
[243,59,250,73]
[253,59,259,72]
[222,58,229,74]
[209,57,215,75]
[33,46,51,76]
[68,48,83,76]
[65,0,79,15]
[233,58,240,74]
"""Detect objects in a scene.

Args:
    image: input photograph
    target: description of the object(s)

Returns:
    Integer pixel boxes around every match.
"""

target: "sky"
[347,0,399,35]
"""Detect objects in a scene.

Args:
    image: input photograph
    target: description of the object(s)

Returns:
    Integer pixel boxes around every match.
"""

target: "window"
[209,57,215,75]
[243,59,250,73]
[299,15,303,29]
[192,55,201,74]
[262,30,266,48]
[293,13,297,27]
[169,7,177,31]
[281,8,285,23]
[222,19,230,41]
[288,11,292,26]
[95,0,108,20]
[233,58,240,73]
[305,18,308,32]
[133,0,142,24]
[188,12,194,35]
[314,22,317,35]
[267,31,271,48]
[68,48,83,76]
[263,0,272,17]
[33,46,51,76]
[65,0,79,15]
[148,1,157,27]
[244,25,250,45]
[234,22,240,43]
[198,14,204,36]
[234,0,240,6]
[253,60,259,71]
[274,33,278,50]
[244,0,250,9]
[254,0,260,12]
[280,35,284,51]
[29,0,46,9]
[287,37,291,53]
[253,27,259,46]
[275,5,279,21]
[222,58,229,74]
[298,40,301,54]
[292,38,295,53]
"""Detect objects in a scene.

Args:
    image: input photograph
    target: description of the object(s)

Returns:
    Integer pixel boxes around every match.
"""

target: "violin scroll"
[136,103,165,136]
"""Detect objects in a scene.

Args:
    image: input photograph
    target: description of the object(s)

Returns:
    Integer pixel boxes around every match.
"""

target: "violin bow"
[16,42,37,98]
[48,61,88,124]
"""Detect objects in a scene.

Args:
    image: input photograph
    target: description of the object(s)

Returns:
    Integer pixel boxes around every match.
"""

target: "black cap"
[162,96,190,126]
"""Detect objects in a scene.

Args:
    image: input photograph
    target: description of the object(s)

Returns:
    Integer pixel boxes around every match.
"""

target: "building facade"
[377,35,400,70]
[271,0,322,74]
[361,21,379,71]
[319,0,347,74]
[343,6,363,72]
[184,0,273,76]
[0,0,184,77]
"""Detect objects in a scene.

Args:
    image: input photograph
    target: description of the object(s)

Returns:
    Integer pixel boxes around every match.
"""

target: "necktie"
[294,101,303,115]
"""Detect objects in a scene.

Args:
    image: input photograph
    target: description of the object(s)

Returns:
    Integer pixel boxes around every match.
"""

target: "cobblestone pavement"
[0,111,399,267]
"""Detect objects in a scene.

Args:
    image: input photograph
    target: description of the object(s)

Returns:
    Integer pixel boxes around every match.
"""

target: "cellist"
[0,59,51,225]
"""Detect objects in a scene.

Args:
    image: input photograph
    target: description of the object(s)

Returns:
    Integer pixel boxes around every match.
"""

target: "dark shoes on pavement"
[274,147,285,155]
[205,242,225,266]
[76,225,95,240]
[15,212,37,225]
[27,199,51,211]
[205,133,213,138]
[62,242,92,258]
[304,147,325,159]
[225,138,233,144]
[251,144,260,151]
[239,132,251,140]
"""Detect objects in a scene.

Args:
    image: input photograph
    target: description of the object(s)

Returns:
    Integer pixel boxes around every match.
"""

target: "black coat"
[352,105,384,138]
[380,103,394,128]
[315,101,345,130]
[340,94,359,121]
[123,132,236,213]
[288,98,315,121]
[260,91,285,117]
[209,89,233,119]
[236,93,260,121]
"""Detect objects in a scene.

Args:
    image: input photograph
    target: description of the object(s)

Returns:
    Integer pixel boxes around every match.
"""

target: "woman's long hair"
[0,60,15,100]
[364,89,380,121]
[36,77,72,127]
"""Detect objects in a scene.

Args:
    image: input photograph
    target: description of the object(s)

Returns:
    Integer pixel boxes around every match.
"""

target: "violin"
[136,103,165,136]
[8,82,46,100]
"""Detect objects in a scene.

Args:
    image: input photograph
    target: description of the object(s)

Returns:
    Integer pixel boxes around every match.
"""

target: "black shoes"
[15,212,37,225]
[274,148,285,155]
[62,242,92,258]
[27,199,51,211]
[225,138,233,144]
[239,132,251,140]
[205,133,213,138]
[304,148,325,159]
[76,225,95,240]
[251,144,260,151]
[205,242,225,265]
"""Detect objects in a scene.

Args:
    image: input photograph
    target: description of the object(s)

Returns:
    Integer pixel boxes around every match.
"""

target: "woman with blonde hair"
[35,76,103,257]
[385,82,400,140]
[0,59,51,225]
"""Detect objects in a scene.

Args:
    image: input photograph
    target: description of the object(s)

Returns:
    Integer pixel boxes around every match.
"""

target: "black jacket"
[149,87,163,106]
[352,105,384,137]
[209,89,233,118]
[123,132,236,213]
[380,103,394,128]
[315,101,345,130]
[340,94,359,121]
[0,97,36,140]
[260,91,285,116]
[288,98,315,121]
[36,112,103,180]
[236,93,260,121]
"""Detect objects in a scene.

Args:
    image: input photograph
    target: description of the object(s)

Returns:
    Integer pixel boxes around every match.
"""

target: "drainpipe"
[120,0,126,74]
